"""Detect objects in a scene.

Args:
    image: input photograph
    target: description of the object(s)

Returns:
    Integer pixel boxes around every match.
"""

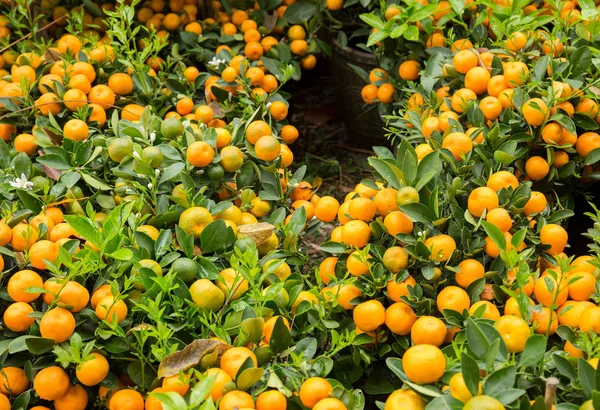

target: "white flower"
[208,56,224,68]
[133,151,141,159]
[228,92,233,102]
[150,132,156,143]
[266,102,272,108]
[155,169,161,177]
[292,182,299,188]
[147,183,153,189]
[136,173,144,178]
[182,120,190,128]
[10,174,33,190]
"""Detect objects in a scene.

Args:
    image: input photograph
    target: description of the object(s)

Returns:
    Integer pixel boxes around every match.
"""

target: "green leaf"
[236,367,264,391]
[25,337,55,354]
[465,318,490,359]
[579,358,596,398]
[368,158,403,189]
[269,316,292,354]
[519,334,546,368]
[200,220,227,254]
[284,1,317,24]
[397,140,418,186]
[533,55,550,81]
[64,215,103,248]
[153,392,188,410]
[461,352,480,397]
[553,353,577,381]
[481,221,506,253]
[584,148,600,166]
[159,163,185,185]
[408,4,438,22]
[403,25,420,42]
[81,172,112,190]
[176,225,194,258]
[416,151,441,191]
[570,46,592,76]
[359,13,385,29]
[483,366,516,397]
[189,374,216,407]
[400,203,434,224]
[367,29,390,47]
[36,154,72,170]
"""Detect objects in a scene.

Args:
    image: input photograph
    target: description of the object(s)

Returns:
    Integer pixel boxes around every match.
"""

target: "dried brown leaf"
[237,222,276,246]
[263,11,278,32]
[44,48,62,62]
[158,339,230,378]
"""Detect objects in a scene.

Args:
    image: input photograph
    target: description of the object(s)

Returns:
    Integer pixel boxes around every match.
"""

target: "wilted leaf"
[237,223,276,246]
[44,48,62,62]
[263,11,278,32]
[127,323,155,335]
[158,339,230,378]
[209,101,229,117]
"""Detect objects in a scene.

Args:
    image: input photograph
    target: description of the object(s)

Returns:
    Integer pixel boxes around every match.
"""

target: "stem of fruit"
[544,377,558,409]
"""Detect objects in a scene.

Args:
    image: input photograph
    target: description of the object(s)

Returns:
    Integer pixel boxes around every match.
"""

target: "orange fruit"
[219,347,257,379]
[437,286,470,313]
[525,156,549,181]
[411,315,446,346]
[385,302,416,335]
[95,296,128,324]
[387,275,416,302]
[300,377,332,409]
[384,389,425,410]
[467,186,499,217]
[398,60,420,81]
[319,257,338,285]
[465,66,491,95]
[456,259,485,288]
[523,191,547,216]
[539,223,568,255]
[33,366,70,400]
[3,302,35,332]
[206,368,232,401]
[522,98,548,126]
[532,307,558,335]
[7,269,42,302]
[580,306,600,333]
[313,398,346,410]
[341,220,371,248]
[109,389,145,410]
[11,223,38,251]
[315,196,340,222]
[382,246,409,274]
[442,131,473,160]
[453,49,478,74]
[108,73,134,95]
[402,344,446,384]
[346,251,370,276]
[486,208,512,232]
[53,384,88,410]
[76,352,110,386]
[353,300,386,332]
[187,141,214,167]
[576,132,600,158]
[424,234,456,262]
[256,390,287,410]
[255,135,281,162]
[383,211,413,237]
[0,367,29,396]
[162,372,191,395]
[40,307,76,342]
[219,390,255,410]
[494,315,530,352]
[28,239,59,270]
[88,84,116,109]
[469,300,500,320]
[558,300,594,328]
[567,271,596,301]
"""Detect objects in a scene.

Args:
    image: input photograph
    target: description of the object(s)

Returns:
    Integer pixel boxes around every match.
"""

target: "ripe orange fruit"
[341,220,371,248]
[13,133,38,156]
[486,208,512,232]
[532,306,558,335]
[539,223,568,255]
[387,275,416,302]
[437,286,470,313]
[525,156,549,181]
[469,300,500,320]
[255,135,281,162]
[567,271,596,301]
[53,384,88,410]
[523,191,547,216]
[11,223,38,251]
[424,234,456,262]
[453,49,478,74]
[411,315,446,346]
[220,346,257,379]
[402,344,446,384]
[40,307,76,342]
[456,259,484,288]
[468,186,499,217]
[522,98,548,126]
[494,315,530,352]
[383,211,413,237]
[354,300,386,331]
[558,300,594,328]
[109,389,145,410]
[256,390,287,410]
[108,73,134,95]
[314,196,340,222]
[361,84,378,104]
[450,89,477,113]
[0,367,29,395]
[487,171,519,191]
[206,368,232,401]
[442,131,473,160]
[576,132,600,158]
[385,302,416,335]
[7,269,43,302]
[3,302,35,332]
[450,372,482,403]
[96,296,128,324]
[162,372,191,395]
[319,257,338,285]
[28,240,59,270]
[398,60,420,81]
[187,141,214,167]
[580,306,600,333]
[33,366,70,400]
[76,352,110,386]
[506,31,527,51]
[346,250,370,277]
[300,377,332,409]
[313,398,346,410]
[465,66,491,95]
[384,389,425,410]
[504,61,529,88]
[219,390,255,410]
[88,84,116,109]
